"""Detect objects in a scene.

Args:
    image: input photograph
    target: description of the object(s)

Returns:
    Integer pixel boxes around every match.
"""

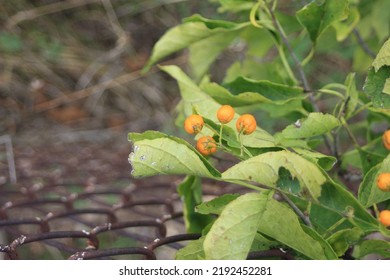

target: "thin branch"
[268,8,309,90]
[277,191,313,228]
[266,4,336,154]
[353,28,376,59]
[341,117,360,148]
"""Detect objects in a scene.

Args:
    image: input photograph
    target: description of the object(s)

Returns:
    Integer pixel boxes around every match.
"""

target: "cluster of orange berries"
[377,130,390,227]
[184,105,257,156]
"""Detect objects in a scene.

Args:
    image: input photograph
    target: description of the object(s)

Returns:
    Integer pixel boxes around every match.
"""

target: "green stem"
[226,178,312,227]
[322,83,347,91]
[219,124,223,147]
[276,45,299,84]
[341,117,360,148]
[348,102,372,119]
[301,47,314,67]
[224,179,265,192]
[318,89,345,99]
[204,123,220,136]
[239,132,244,157]
[267,4,309,92]
[323,217,347,239]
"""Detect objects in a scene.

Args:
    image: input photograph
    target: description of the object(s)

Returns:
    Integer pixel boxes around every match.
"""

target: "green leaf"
[128,130,220,178]
[250,232,281,252]
[241,25,275,58]
[318,182,378,231]
[279,112,340,139]
[221,76,304,104]
[143,15,248,72]
[222,150,377,231]
[296,0,349,43]
[258,100,308,118]
[256,192,337,260]
[291,148,337,171]
[341,137,387,171]
[307,201,349,235]
[358,155,390,207]
[384,79,390,95]
[372,38,390,72]
[363,66,390,109]
[196,194,240,215]
[203,192,337,259]
[222,150,327,200]
[176,236,206,260]
[352,239,390,259]
[177,176,214,233]
[203,192,269,260]
[371,0,390,43]
[224,58,290,84]
[298,225,339,259]
[344,73,359,119]
[332,6,360,41]
[326,228,364,257]
[202,82,269,106]
[276,167,301,195]
[189,27,242,82]
[160,65,276,149]
[358,148,386,175]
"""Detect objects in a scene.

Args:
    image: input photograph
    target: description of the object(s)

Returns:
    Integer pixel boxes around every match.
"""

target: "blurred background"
[0,0,223,186]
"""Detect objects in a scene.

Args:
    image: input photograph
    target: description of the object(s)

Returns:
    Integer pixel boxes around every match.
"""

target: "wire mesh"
[1,128,304,263]
[0,177,196,260]
[0,177,296,260]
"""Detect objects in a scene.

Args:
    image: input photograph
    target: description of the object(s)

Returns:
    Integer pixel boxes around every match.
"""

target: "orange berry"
[196,136,217,156]
[236,114,257,135]
[217,105,235,124]
[377,173,390,192]
[379,210,390,227]
[383,130,390,150]
[184,114,204,134]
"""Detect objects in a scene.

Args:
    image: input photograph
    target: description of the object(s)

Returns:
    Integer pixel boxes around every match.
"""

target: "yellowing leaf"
[222,150,327,200]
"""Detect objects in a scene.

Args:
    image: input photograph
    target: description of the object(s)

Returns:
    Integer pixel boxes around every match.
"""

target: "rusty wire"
[0,179,185,260]
[0,178,294,260]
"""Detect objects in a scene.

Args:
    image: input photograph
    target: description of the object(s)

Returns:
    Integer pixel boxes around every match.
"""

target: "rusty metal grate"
[0,176,294,260]
[0,177,200,260]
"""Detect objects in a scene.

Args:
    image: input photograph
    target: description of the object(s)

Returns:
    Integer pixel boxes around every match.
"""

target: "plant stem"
[266,4,341,156]
[318,89,345,99]
[276,45,299,85]
[224,179,265,192]
[341,117,360,148]
[277,191,313,228]
[219,124,224,147]
[267,6,310,92]
[353,28,376,59]
[323,217,347,239]
[228,178,313,228]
